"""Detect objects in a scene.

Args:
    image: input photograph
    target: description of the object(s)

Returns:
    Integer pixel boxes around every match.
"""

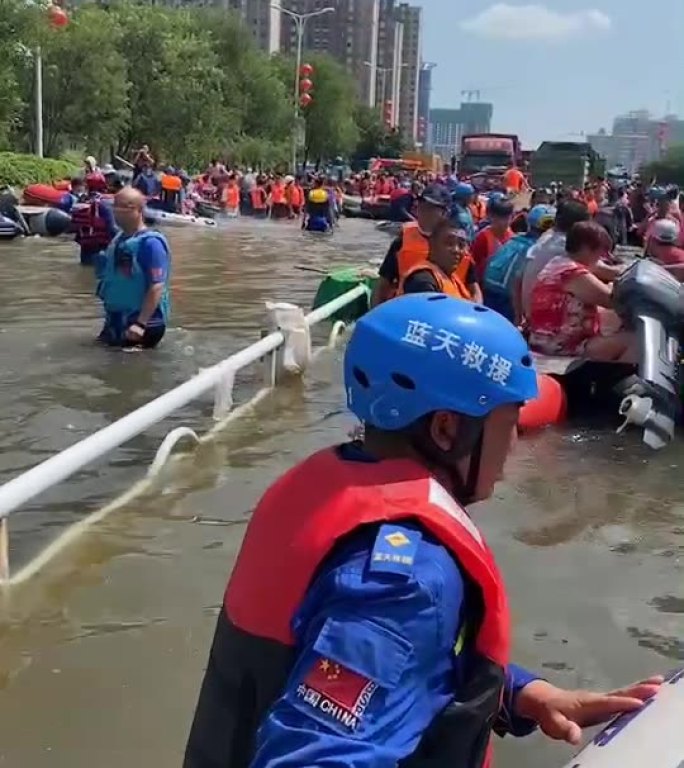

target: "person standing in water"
[96,187,171,349]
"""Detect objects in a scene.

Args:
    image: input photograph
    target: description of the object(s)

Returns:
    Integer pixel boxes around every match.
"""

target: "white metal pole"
[293,17,304,174]
[34,45,43,158]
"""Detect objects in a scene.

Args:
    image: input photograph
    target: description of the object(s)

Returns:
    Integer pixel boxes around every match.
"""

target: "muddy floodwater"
[0,219,682,768]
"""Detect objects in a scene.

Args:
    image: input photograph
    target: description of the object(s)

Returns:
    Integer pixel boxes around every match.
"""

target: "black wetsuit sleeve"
[378,236,403,282]
[466,262,477,285]
[402,270,440,294]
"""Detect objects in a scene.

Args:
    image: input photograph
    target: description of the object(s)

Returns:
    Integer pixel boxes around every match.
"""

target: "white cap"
[653,218,680,245]
[284,175,294,183]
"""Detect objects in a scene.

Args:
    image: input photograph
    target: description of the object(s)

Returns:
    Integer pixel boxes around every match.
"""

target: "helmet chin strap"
[408,414,485,507]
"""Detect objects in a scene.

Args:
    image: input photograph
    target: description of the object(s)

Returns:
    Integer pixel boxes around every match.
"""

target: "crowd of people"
[371,175,684,363]
[55,145,684,368]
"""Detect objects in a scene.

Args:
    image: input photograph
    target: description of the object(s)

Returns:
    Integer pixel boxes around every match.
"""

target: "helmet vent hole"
[521,354,533,367]
[391,372,416,390]
[473,305,488,312]
[353,366,370,388]
[427,294,447,301]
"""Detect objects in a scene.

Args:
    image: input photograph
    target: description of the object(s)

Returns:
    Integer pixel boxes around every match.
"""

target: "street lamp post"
[363,61,390,107]
[271,4,335,174]
[34,46,43,157]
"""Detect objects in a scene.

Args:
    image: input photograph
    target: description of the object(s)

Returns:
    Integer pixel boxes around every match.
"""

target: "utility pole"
[271,4,335,173]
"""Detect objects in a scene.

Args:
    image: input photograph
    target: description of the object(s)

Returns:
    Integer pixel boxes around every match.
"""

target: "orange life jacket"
[251,187,267,210]
[396,221,430,278]
[160,173,182,192]
[455,251,475,287]
[397,261,472,300]
[218,448,509,768]
[223,184,240,209]
[271,182,286,205]
[470,198,487,222]
[292,185,304,208]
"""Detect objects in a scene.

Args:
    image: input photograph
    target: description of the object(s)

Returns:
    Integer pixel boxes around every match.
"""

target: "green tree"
[0,0,35,148]
[350,104,407,168]
[26,6,130,157]
[280,53,358,165]
[641,146,684,187]
[202,10,291,145]
[112,4,231,167]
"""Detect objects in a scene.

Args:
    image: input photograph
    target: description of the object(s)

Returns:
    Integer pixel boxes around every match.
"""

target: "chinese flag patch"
[299,656,378,728]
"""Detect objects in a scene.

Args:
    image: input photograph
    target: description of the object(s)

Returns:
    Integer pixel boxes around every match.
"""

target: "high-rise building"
[587,110,684,171]
[226,0,282,54]
[280,0,380,107]
[429,103,493,160]
[376,2,403,124]
[393,2,421,142]
[416,62,435,147]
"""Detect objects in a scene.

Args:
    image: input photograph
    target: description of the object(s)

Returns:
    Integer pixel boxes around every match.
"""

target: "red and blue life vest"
[185,447,510,768]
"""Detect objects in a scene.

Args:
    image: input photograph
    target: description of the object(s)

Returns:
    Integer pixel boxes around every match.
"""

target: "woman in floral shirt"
[528,221,637,362]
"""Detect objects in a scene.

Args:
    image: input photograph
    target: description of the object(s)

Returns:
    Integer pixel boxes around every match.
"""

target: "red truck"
[458,134,522,190]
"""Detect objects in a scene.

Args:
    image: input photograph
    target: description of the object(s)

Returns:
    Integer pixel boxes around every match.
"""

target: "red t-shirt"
[471,226,514,282]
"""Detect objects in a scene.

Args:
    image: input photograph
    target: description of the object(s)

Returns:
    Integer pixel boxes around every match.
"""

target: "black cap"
[488,198,514,217]
[419,184,451,209]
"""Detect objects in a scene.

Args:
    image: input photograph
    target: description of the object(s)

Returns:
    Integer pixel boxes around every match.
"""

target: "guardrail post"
[266,302,312,385]
[0,518,9,583]
[261,330,277,388]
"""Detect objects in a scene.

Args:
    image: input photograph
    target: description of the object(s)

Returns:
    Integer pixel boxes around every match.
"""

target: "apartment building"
[226,0,282,54]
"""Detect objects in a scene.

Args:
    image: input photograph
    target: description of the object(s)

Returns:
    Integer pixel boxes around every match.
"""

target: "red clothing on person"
[470,226,514,282]
[528,255,600,357]
[650,241,684,266]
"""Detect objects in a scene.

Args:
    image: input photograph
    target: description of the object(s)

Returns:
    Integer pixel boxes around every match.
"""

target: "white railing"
[0,284,368,585]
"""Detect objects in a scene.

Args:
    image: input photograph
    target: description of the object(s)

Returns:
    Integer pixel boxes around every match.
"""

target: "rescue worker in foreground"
[397,218,480,301]
[184,294,662,768]
[95,187,171,349]
[372,184,451,306]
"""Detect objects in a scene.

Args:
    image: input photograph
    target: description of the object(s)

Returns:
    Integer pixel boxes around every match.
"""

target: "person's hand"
[515,676,663,745]
[125,323,145,343]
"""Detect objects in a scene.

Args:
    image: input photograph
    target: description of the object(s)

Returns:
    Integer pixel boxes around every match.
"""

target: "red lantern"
[299,78,313,93]
[299,93,313,108]
[47,4,69,27]
[300,63,313,78]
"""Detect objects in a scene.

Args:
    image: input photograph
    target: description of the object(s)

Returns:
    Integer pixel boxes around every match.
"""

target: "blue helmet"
[527,204,556,232]
[453,182,475,200]
[344,294,538,431]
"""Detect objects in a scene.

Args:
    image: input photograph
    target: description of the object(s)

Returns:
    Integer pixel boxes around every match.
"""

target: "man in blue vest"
[96,187,171,349]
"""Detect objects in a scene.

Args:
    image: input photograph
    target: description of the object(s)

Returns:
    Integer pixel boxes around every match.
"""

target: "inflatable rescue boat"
[312,259,684,447]
[143,208,217,229]
[559,667,684,768]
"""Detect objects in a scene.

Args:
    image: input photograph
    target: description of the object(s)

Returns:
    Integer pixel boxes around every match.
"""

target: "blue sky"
[421,0,684,147]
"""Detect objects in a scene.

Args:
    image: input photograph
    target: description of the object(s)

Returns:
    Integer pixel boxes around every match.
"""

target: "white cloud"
[460,3,612,41]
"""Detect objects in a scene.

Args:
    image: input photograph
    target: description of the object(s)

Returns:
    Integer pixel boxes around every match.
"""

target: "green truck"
[529,141,606,189]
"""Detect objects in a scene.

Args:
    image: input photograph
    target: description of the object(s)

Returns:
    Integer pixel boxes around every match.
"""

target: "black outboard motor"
[0,186,30,235]
[612,259,684,448]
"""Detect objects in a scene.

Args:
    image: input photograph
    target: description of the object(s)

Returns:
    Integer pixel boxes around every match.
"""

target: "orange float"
[23,183,66,207]
[518,373,567,432]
